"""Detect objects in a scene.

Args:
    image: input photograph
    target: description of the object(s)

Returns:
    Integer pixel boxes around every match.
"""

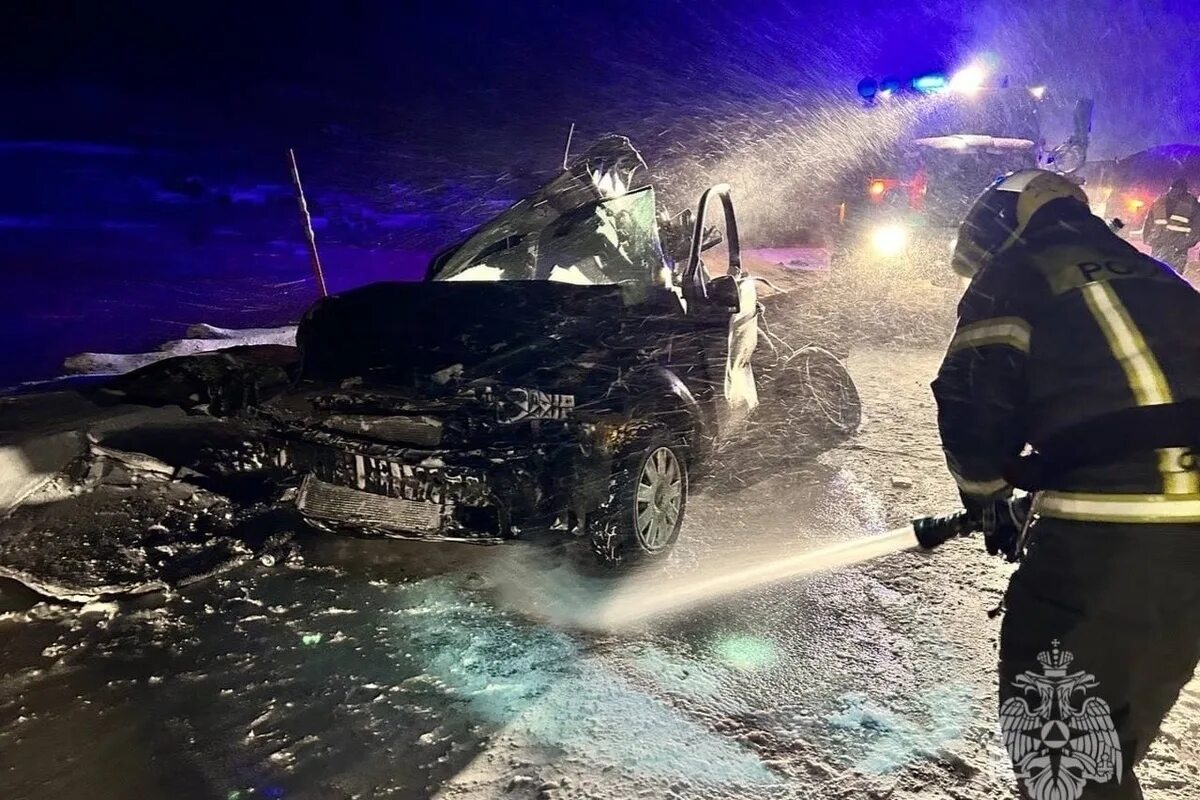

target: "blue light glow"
[714,635,778,671]
[912,73,948,93]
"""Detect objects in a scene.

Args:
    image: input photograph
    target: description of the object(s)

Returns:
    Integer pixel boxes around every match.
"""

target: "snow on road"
[2,346,1199,799]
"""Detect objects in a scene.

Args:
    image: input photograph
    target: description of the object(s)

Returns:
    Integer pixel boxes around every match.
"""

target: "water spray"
[593,526,919,630]
[592,504,1013,630]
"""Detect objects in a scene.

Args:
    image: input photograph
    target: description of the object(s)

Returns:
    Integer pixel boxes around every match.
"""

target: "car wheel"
[762,347,861,439]
[588,425,688,567]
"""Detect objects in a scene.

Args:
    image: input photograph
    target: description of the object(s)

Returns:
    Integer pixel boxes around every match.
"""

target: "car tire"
[763,347,861,439]
[588,424,688,567]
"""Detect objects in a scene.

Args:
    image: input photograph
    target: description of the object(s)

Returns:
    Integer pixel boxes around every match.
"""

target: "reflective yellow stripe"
[1153,219,1169,225]
[1080,282,1172,406]
[1157,447,1200,494]
[1079,282,1194,494]
[1169,215,1191,223]
[1038,491,1200,523]
[1166,225,1192,233]
[949,466,1009,497]
[947,317,1031,355]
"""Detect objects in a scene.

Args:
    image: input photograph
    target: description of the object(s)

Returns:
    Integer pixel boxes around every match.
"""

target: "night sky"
[8,1,1197,156]
[2,1,1198,385]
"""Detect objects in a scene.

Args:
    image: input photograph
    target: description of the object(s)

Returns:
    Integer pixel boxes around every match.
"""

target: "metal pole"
[561,122,575,170]
[288,148,329,298]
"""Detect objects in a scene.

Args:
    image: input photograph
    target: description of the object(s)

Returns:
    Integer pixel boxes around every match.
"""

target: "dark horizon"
[2,0,1198,386]
[9,1,1197,155]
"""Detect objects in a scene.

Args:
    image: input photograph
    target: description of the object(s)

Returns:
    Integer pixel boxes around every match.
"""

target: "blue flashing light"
[857,78,878,100]
[912,73,948,93]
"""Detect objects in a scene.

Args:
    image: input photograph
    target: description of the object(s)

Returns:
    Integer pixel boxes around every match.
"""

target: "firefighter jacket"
[1143,190,1200,253]
[932,213,1200,523]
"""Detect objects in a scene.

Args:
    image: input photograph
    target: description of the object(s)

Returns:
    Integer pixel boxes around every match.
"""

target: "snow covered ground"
[61,324,298,377]
[2,347,1198,800]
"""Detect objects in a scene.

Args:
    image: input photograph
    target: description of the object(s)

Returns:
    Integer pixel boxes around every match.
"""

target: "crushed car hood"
[295,135,681,393]
[296,280,681,391]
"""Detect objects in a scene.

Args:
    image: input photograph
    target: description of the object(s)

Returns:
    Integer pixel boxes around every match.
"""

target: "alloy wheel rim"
[635,446,683,551]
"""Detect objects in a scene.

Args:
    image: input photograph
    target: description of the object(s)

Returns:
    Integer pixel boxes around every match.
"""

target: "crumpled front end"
[259,381,612,543]
[285,440,510,543]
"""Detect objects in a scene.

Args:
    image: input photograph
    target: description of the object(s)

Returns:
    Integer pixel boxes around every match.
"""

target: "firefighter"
[934,170,1200,799]
[1142,178,1199,273]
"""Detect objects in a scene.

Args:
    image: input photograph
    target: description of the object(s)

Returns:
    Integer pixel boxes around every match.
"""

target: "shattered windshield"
[917,144,1038,225]
[433,187,666,285]
[914,88,1041,142]
[904,88,1042,225]
[430,137,668,285]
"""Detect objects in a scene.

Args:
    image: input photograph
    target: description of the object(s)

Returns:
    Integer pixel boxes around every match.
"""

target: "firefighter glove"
[979,498,1027,562]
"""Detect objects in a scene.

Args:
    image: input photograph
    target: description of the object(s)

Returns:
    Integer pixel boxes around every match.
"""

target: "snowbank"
[63,324,297,377]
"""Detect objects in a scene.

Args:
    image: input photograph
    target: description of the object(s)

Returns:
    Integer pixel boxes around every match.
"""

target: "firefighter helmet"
[951,169,1090,278]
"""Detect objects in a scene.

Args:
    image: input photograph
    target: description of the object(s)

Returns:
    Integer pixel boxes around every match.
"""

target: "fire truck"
[835,71,1092,282]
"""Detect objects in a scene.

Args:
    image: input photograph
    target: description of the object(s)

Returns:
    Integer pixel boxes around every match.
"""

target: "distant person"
[1143,178,1200,273]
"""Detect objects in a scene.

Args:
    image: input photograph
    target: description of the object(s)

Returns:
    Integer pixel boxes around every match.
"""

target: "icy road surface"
[3,348,1200,800]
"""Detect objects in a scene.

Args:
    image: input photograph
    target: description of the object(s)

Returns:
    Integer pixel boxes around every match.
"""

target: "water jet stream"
[595,527,918,629]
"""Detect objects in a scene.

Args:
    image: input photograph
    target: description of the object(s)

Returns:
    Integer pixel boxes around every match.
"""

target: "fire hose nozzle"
[913,495,1033,552]
[912,510,977,550]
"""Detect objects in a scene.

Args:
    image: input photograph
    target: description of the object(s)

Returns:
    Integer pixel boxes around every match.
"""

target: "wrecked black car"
[250,137,859,565]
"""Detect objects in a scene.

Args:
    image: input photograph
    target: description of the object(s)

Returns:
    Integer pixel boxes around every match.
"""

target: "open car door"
[681,184,760,437]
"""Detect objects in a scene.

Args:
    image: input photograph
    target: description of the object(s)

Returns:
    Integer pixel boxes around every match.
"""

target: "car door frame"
[680,184,760,438]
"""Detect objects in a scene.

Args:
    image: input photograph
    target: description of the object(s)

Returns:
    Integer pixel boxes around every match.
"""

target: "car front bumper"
[295,474,505,543]
[276,433,579,543]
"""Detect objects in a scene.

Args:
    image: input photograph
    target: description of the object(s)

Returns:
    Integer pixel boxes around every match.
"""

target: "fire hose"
[910,494,1033,553]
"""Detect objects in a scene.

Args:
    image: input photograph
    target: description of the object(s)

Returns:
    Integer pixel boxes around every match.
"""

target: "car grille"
[320,414,443,446]
[297,476,448,533]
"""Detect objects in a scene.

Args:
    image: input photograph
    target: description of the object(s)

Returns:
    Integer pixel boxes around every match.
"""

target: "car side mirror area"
[700,225,724,252]
[706,274,741,310]
[1110,217,1125,232]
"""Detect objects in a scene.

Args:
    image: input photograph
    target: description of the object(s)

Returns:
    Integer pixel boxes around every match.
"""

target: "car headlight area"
[869,223,909,257]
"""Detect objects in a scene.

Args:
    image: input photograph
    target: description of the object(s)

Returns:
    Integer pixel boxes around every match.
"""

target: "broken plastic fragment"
[432,363,464,384]
[89,443,176,477]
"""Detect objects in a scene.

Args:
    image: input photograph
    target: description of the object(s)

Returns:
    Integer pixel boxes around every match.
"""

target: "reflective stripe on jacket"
[1035,490,1200,523]
[1144,192,1200,250]
[932,214,1200,522]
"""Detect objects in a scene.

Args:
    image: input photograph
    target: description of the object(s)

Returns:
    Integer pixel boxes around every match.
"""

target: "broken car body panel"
[253,137,847,547]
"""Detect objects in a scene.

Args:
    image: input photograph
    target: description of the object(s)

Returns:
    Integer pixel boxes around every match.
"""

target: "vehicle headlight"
[869,224,908,257]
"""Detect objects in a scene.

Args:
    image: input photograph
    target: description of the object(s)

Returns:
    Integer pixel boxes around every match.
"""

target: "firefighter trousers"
[999,518,1200,799]
[1151,246,1190,274]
